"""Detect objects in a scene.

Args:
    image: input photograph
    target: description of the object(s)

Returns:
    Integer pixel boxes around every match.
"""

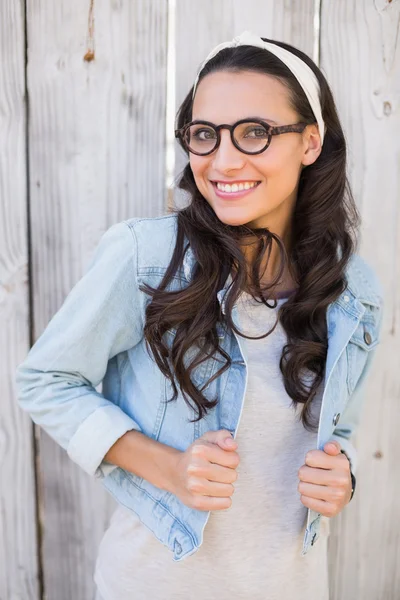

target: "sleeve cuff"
[67,404,141,477]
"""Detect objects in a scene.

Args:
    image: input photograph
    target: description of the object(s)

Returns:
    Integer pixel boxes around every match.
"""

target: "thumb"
[201,429,237,450]
[324,440,341,455]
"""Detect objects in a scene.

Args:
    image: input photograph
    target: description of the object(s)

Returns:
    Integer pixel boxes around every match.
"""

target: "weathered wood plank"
[26,1,168,598]
[320,1,400,598]
[0,1,39,598]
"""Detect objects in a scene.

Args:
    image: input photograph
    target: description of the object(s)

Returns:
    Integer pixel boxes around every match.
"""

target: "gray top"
[94,292,330,600]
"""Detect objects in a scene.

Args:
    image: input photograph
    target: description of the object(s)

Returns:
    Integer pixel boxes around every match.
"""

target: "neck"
[238,229,297,295]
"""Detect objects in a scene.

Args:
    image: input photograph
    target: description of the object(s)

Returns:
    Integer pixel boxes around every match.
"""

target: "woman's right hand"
[167,429,240,511]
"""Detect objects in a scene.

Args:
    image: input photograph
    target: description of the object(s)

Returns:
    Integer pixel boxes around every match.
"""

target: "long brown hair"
[140,38,360,431]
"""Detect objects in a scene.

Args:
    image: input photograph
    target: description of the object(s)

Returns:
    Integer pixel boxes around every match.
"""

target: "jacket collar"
[182,244,376,318]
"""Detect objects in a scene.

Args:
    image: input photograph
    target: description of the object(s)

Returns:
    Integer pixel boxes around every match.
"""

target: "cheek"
[190,158,212,196]
[190,156,208,178]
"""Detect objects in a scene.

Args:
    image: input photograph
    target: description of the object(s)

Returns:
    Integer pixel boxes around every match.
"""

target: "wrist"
[158,443,183,494]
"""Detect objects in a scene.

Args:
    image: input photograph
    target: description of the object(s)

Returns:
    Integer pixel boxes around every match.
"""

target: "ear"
[301,123,322,167]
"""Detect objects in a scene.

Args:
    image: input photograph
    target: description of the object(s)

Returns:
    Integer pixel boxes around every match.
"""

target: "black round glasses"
[175,118,309,156]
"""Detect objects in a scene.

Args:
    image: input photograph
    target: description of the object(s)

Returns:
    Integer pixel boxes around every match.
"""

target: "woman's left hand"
[297,440,352,517]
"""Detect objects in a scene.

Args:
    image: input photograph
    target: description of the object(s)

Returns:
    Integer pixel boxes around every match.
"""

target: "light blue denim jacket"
[16,214,384,561]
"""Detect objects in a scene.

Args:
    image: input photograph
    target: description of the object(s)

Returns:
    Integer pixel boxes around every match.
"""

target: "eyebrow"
[193,116,279,125]
[249,116,278,125]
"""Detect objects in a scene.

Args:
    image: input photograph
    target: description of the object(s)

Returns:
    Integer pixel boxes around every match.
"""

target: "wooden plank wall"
[320,2,400,598]
[26,1,168,598]
[0,1,39,599]
[0,0,398,598]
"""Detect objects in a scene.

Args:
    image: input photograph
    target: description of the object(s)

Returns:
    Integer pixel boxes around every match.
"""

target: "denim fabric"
[16,214,384,561]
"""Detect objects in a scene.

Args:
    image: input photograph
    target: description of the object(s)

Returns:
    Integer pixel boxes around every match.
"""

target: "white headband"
[192,30,325,146]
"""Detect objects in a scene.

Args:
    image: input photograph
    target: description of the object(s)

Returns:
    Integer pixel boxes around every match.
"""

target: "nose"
[211,129,246,172]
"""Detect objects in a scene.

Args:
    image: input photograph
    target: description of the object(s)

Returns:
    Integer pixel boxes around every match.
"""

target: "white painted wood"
[320,2,400,598]
[26,1,168,597]
[173,0,315,207]
[0,1,40,598]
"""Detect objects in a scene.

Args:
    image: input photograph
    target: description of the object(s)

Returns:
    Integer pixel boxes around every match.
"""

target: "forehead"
[192,70,296,124]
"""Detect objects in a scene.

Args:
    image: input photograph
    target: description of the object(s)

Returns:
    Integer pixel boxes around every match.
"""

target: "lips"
[211,180,262,199]
[211,180,261,185]
[211,181,261,189]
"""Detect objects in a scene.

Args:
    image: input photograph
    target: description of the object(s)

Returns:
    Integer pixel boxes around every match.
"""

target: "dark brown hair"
[140,38,360,431]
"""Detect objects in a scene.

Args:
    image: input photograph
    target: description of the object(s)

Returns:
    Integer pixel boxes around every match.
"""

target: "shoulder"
[345,253,384,308]
[121,213,180,271]
[123,213,178,238]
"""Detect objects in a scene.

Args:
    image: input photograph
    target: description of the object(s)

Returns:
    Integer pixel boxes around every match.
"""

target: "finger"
[191,477,235,498]
[201,429,238,450]
[299,494,336,517]
[305,449,347,469]
[215,436,238,451]
[195,443,240,469]
[204,463,238,484]
[324,441,341,455]
[193,495,232,512]
[298,464,350,487]
[298,481,347,502]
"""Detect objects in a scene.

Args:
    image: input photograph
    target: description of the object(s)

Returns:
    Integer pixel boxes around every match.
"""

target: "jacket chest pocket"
[346,305,380,395]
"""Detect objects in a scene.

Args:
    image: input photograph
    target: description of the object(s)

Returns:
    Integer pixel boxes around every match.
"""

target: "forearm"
[104,430,181,493]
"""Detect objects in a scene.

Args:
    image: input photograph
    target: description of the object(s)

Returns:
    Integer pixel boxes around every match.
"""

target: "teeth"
[216,181,259,192]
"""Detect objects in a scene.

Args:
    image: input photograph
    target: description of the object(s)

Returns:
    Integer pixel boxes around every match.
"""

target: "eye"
[191,127,217,141]
[244,126,268,138]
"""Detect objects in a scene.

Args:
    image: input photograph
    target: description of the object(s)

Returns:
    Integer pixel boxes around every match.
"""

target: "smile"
[212,181,261,199]
[215,181,260,192]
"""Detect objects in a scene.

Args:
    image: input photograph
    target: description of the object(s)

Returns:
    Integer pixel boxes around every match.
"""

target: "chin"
[214,213,250,227]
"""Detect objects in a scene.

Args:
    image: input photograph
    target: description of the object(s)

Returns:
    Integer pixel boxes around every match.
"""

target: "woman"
[16,31,383,600]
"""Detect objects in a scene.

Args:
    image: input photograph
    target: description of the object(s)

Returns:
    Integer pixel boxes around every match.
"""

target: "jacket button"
[364,331,372,345]
[332,413,340,426]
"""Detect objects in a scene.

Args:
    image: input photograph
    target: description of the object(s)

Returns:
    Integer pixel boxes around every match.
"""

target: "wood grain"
[320,1,400,598]
[26,1,168,597]
[0,1,39,598]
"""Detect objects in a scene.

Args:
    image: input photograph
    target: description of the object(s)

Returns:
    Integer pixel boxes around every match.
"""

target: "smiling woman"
[91,30,365,599]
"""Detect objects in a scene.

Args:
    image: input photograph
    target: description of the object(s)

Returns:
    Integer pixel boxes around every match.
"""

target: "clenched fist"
[169,429,240,511]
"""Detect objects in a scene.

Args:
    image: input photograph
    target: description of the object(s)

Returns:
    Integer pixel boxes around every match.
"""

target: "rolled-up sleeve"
[16,221,145,478]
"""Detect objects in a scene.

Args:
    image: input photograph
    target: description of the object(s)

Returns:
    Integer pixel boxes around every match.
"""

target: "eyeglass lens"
[184,122,271,154]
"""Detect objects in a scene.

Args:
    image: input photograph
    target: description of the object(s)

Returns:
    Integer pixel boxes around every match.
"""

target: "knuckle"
[186,463,199,476]
[187,476,202,494]
[331,487,345,500]
[337,476,349,487]
[298,466,306,479]
[231,455,240,468]
[191,443,206,458]
[224,497,232,509]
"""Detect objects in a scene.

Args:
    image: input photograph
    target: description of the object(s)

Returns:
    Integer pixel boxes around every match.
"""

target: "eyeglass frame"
[174,118,310,156]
